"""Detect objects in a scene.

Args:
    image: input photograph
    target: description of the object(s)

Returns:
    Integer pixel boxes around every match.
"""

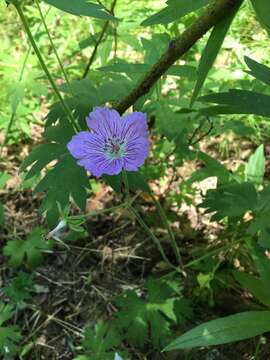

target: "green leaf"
[200,181,258,221]
[42,0,116,20]
[20,143,66,180]
[3,227,50,268]
[34,155,90,225]
[0,304,21,356]
[141,0,210,26]
[115,277,182,349]
[234,271,270,307]
[245,57,270,87]
[104,171,150,194]
[199,90,270,118]
[187,152,231,184]
[251,0,270,35]
[165,311,270,350]
[3,272,34,304]
[81,321,121,360]
[99,63,197,80]
[0,172,11,188]
[245,145,265,185]
[191,12,237,105]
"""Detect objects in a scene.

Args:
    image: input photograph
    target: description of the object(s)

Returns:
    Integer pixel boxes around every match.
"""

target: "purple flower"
[67,107,149,177]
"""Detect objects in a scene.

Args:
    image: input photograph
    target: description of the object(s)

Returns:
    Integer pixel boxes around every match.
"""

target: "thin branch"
[115,0,244,115]
[82,0,117,78]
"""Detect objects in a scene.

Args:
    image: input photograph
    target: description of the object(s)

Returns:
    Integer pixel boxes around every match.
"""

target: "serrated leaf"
[42,0,116,20]
[245,57,270,87]
[20,143,66,180]
[191,11,237,105]
[115,277,181,349]
[165,311,270,350]
[141,0,210,26]
[3,228,50,268]
[200,181,257,221]
[245,144,265,185]
[0,304,14,326]
[3,272,34,304]
[81,321,121,360]
[0,304,21,356]
[34,155,90,224]
[187,152,231,184]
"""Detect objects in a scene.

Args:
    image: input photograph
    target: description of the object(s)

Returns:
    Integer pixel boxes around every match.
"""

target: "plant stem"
[13,0,79,133]
[122,170,130,203]
[127,203,176,270]
[150,192,183,268]
[34,0,74,96]
[115,0,244,114]
[82,0,117,78]
[183,239,242,269]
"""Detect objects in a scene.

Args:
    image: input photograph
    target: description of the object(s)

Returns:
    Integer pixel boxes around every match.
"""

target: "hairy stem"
[115,0,244,114]
[34,0,74,95]
[13,0,79,132]
[150,193,183,268]
[127,204,176,270]
[82,0,117,78]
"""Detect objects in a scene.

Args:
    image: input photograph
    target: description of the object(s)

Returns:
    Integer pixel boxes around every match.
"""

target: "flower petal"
[79,156,124,177]
[123,137,149,171]
[86,107,121,138]
[67,131,96,159]
[121,112,148,140]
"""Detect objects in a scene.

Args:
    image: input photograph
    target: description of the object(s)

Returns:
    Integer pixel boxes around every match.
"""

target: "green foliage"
[114,276,191,349]
[200,89,270,117]
[0,304,21,357]
[141,0,210,26]
[3,227,50,268]
[251,0,270,35]
[42,0,116,20]
[74,321,121,360]
[3,272,34,305]
[200,181,257,221]
[245,56,270,87]
[165,311,270,351]
[191,11,237,105]
[245,144,265,185]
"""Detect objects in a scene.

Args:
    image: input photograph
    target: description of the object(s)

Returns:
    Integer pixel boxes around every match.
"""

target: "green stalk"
[13,0,79,133]
[122,170,130,203]
[150,192,183,268]
[127,204,176,270]
[34,0,74,96]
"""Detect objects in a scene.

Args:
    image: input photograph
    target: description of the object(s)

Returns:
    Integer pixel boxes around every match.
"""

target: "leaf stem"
[150,192,183,268]
[13,0,79,133]
[82,0,117,78]
[127,203,176,270]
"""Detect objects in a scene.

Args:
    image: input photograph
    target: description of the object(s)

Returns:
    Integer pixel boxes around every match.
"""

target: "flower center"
[103,136,126,160]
